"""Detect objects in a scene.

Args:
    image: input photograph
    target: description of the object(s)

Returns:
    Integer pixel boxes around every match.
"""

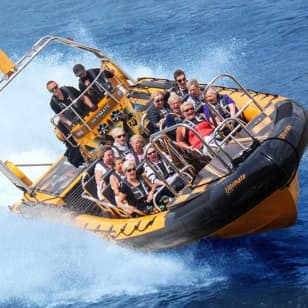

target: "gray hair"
[205,86,218,95]
[180,101,194,112]
[186,78,199,90]
[130,134,145,145]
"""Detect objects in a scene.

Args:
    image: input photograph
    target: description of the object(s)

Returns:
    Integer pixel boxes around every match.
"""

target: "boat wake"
[0,207,226,306]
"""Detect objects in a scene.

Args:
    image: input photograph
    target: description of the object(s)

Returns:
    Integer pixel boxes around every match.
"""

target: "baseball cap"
[73,64,85,77]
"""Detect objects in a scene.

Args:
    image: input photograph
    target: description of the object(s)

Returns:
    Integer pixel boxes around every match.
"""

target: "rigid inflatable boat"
[0,36,307,252]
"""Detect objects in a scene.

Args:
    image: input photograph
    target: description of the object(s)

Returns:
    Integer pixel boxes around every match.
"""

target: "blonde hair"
[151,90,164,101]
[122,160,136,172]
[111,127,125,138]
[168,92,181,105]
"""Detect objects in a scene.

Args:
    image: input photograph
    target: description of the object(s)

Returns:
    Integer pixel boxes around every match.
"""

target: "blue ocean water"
[0,0,307,307]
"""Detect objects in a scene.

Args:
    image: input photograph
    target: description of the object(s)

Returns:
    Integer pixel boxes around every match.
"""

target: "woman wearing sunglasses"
[147,91,169,133]
[118,160,156,215]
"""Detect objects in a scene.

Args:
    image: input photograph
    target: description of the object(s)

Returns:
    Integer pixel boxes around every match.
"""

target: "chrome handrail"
[0,36,136,92]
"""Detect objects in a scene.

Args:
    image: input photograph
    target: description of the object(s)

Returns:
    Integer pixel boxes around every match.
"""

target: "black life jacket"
[61,86,87,116]
[122,176,150,210]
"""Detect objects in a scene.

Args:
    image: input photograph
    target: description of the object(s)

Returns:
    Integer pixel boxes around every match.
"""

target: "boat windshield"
[34,157,83,195]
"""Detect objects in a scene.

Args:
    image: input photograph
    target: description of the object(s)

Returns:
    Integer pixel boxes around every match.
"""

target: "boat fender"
[261,137,299,187]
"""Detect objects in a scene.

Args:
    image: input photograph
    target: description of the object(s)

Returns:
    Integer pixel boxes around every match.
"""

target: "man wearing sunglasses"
[176,101,214,152]
[47,80,96,129]
[111,128,133,158]
[172,69,189,98]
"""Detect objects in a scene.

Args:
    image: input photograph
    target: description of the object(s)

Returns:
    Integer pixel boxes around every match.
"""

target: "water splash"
[0,208,225,307]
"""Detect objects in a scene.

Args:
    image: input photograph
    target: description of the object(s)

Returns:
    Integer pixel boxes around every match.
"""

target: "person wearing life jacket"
[144,146,186,194]
[144,146,174,186]
[111,128,134,159]
[165,93,184,140]
[47,80,96,129]
[184,78,205,110]
[73,63,114,104]
[125,134,146,165]
[172,69,189,98]
[94,145,114,200]
[147,91,169,133]
[203,86,237,125]
[118,160,156,214]
[176,101,214,151]
[109,157,125,206]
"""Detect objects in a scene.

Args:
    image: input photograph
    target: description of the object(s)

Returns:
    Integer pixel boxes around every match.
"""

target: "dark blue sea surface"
[0,0,307,307]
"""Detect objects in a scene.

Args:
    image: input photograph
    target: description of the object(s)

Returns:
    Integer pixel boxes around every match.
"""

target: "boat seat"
[82,173,98,199]
[102,183,116,205]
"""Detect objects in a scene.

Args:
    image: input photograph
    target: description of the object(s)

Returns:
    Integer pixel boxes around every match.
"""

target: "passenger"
[203,86,237,125]
[111,128,133,158]
[176,101,214,151]
[185,79,205,110]
[118,160,156,214]
[94,145,114,200]
[144,146,175,186]
[125,134,146,165]
[73,63,114,104]
[47,80,96,128]
[165,93,184,140]
[147,91,169,133]
[109,157,125,206]
[172,69,189,98]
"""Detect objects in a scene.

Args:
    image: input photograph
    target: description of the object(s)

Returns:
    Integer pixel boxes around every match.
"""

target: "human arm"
[144,162,165,186]
[50,98,73,128]
[82,94,96,110]
[176,126,194,151]
[118,182,140,213]
[143,175,156,203]
[228,102,237,118]
[94,164,104,187]
[148,107,164,130]
[110,174,120,205]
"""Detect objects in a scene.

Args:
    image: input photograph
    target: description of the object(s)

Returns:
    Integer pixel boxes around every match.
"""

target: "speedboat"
[1,36,307,251]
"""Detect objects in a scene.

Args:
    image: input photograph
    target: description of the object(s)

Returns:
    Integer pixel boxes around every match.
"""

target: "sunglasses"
[147,151,156,156]
[177,78,186,83]
[155,98,164,103]
[49,85,58,93]
[116,134,126,138]
[126,168,136,173]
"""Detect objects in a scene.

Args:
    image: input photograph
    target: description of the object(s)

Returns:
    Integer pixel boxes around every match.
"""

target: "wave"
[0,207,227,307]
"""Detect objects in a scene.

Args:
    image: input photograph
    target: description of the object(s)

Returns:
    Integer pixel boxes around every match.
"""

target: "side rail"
[143,137,196,197]
[151,124,234,173]
[209,118,260,168]
[203,73,271,122]
[50,68,132,147]
[1,36,135,92]
[80,167,131,218]
[50,69,118,146]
